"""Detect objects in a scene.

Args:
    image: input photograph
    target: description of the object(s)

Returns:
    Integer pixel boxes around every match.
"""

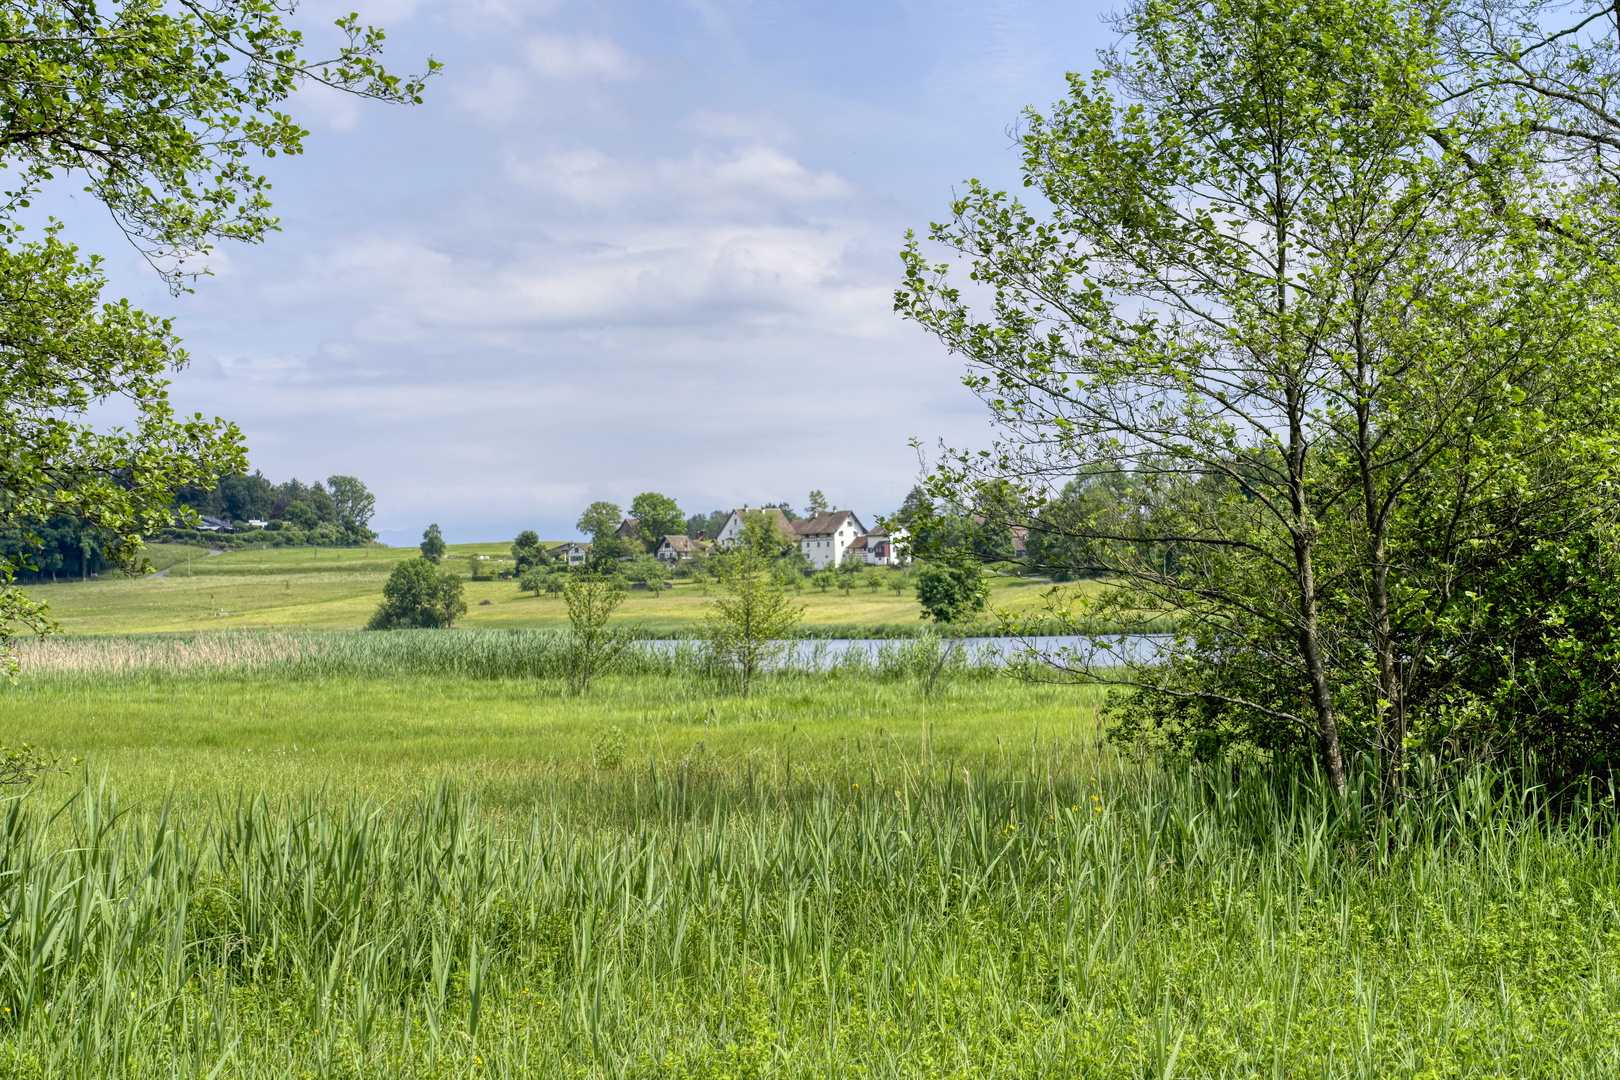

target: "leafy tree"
[307,484,338,526]
[588,534,626,569]
[564,572,632,694]
[543,572,568,600]
[284,502,320,531]
[811,570,834,593]
[891,486,930,529]
[576,501,622,541]
[0,0,433,286]
[896,0,1620,794]
[762,501,799,521]
[326,476,376,533]
[0,0,429,667]
[368,558,466,629]
[914,564,988,626]
[863,570,883,593]
[705,515,804,694]
[511,530,544,574]
[886,571,909,596]
[218,472,274,522]
[518,567,546,598]
[630,493,684,547]
[687,510,728,540]
[420,524,446,564]
[806,490,829,516]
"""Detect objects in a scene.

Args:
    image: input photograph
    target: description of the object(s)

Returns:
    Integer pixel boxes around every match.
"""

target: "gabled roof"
[726,507,796,536]
[615,518,640,539]
[794,510,864,536]
[658,534,704,553]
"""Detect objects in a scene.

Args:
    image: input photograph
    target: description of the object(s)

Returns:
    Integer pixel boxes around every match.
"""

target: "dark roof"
[793,510,864,536]
[615,518,640,539]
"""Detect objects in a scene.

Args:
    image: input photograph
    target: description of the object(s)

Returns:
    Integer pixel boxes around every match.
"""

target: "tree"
[811,570,834,593]
[284,501,320,531]
[544,571,568,600]
[687,510,728,540]
[564,572,632,694]
[420,524,446,564]
[0,1,429,669]
[511,531,544,574]
[0,0,434,287]
[576,502,622,541]
[368,558,466,629]
[630,493,684,547]
[886,571,909,597]
[518,567,546,598]
[327,476,376,532]
[913,564,988,626]
[219,472,274,522]
[806,490,829,516]
[705,514,804,693]
[896,0,1620,795]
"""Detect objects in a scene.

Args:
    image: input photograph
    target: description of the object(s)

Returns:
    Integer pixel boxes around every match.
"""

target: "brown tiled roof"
[730,507,796,536]
[660,534,699,553]
[794,510,864,536]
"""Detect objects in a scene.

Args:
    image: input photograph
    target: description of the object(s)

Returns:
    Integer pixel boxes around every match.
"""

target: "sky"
[54,0,1114,546]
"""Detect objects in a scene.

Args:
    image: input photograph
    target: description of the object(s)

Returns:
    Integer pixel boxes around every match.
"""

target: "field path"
[146,548,226,579]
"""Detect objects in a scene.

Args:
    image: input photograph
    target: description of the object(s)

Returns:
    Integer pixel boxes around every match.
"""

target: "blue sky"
[59,0,1113,545]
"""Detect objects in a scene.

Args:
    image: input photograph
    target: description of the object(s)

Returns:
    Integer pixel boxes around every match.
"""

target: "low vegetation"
[0,633,1615,1076]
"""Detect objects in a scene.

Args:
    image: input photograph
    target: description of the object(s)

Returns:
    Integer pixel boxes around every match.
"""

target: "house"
[849,527,908,566]
[794,510,868,569]
[615,518,640,540]
[655,534,710,562]
[554,541,591,567]
[713,506,797,549]
[195,515,233,533]
[246,519,268,529]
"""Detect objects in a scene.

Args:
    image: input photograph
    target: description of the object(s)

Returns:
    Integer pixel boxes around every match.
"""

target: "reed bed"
[0,757,1617,1078]
[11,629,995,685]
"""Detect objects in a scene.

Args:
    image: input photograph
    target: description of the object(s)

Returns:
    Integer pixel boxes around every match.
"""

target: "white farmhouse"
[795,510,868,569]
[846,527,908,566]
[554,541,591,567]
[713,506,797,549]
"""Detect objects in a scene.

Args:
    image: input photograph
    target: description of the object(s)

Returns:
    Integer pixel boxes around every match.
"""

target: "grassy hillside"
[23,541,1098,634]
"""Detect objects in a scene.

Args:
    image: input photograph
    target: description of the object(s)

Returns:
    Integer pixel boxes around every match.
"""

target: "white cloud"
[679,108,796,143]
[510,145,855,216]
[524,32,641,81]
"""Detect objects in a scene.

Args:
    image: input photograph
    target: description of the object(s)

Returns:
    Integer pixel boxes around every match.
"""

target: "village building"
[554,541,591,567]
[794,510,868,569]
[713,506,797,549]
[655,534,709,562]
[847,527,907,566]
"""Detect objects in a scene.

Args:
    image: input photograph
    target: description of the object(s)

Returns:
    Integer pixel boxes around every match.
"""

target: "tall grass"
[2,755,1618,1077]
[11,629,998,685]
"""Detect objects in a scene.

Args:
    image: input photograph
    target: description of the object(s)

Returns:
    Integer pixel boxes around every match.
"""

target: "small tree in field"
[706,513,804,694]
[419,524,446,564]
[886,571,909,597]
[543,571,568,600]
[518,567,545,597]
[563,572,631,694]
[369,557,467,629]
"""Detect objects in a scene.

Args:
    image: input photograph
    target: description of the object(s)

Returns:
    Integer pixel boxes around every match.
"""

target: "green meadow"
[28,542,1084,635]
[0,630,1618,1077]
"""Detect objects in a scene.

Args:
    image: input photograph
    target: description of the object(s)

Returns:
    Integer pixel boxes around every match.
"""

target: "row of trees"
[171,472,378,545]
[899,0,1620,789]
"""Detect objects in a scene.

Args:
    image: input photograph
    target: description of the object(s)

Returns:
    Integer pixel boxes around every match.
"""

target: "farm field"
[23,541,1092,634]
[2,631,1619,1077]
